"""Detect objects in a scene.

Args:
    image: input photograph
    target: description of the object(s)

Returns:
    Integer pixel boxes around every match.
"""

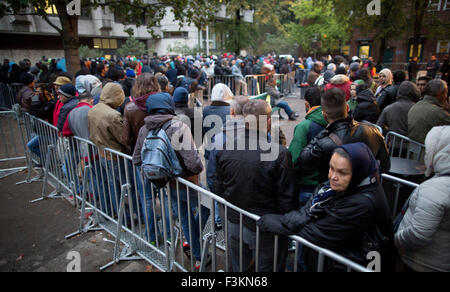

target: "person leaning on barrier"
[297,88,390,184]
[376,81,421,137]
[88,83,128,216]
[16,72,37,112]
[121,73,161,153]
[395,126,450,272]
[62,92,94,139]
[408,79,450,144]
[132,92,208,270]
[56,84,79,132]
[258,143,395,272]
[212,99,298,272]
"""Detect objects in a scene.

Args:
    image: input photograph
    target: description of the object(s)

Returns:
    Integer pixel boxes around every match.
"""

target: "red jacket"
[53,100,63,128]
[62,102,93,137]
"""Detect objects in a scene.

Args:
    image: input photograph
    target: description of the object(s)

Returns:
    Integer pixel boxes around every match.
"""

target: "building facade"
[0,3,253,63]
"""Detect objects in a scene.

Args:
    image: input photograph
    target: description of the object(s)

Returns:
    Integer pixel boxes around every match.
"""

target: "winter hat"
[350,62,360,72]
[126,69,136,78]
[30,66,40,75]
[173,87,189,105]
[146,92,175,115]
[58,84,77,99]
[20,72,34,85]
[211,83,233,104]
[336,67,347,75]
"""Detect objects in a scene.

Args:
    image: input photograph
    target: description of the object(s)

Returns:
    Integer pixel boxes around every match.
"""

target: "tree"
[0,0,220,76]
[79,45,103,59]
[117,37,147,57]
[286,0,351,56]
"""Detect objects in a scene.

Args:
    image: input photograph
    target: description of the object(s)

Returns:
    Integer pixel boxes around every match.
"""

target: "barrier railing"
[0,110,27,179]
[16,112,377,272]
[381,173,420,219]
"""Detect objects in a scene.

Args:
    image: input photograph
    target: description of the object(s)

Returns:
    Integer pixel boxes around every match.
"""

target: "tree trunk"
[412,0,427,59]
[235,8,241,55]
[55,2,81,78]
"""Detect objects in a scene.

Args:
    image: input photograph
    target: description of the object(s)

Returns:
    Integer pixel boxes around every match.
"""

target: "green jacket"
[408,95,450,144]
[289,106,328,186]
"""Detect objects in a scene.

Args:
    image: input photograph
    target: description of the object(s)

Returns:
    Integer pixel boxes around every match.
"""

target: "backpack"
[141,119,183,188]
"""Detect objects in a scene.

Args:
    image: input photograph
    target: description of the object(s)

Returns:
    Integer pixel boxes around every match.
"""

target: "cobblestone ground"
[0,88,306,272]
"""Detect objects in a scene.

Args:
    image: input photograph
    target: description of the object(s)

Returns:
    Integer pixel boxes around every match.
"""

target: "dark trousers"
[228,220,288,272]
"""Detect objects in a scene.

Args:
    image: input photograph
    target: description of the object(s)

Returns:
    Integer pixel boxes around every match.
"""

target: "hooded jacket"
[353,88,381,124]
[133,114,203,179]
[395,126,450,272]
[88,83,127,156]
[325,75,352,101]
[121,92,157,152]
[231,60,244,81]
[408,95,450,144]
[377,81,420,136]
[289,106,328,186]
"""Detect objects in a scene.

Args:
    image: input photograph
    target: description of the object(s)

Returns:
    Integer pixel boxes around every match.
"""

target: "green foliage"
[167,42,202,56]
[79,45,104,59]
[286,0,351,54]
[117,37,148,57]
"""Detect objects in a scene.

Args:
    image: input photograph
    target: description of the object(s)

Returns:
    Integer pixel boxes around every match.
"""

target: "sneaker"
[195,254,212,271]
[183,242,192,259]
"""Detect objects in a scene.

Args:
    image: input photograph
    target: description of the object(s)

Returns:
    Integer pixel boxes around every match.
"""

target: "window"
[163,31,189,39]
[93,38,118,49]
[359,45,371,59]
[341,45,350,56]
[437,40,450,53]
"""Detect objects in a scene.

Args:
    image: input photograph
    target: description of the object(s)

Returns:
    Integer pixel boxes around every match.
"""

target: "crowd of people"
[2,50,450,272]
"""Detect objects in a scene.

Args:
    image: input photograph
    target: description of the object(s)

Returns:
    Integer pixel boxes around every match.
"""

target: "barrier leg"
[100,183,142,271]
[65,165,103,239]
[30,144,64,204]
[16,149,43,185]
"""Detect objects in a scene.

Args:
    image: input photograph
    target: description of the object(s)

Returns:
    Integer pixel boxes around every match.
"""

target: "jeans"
[27,135,41,158]
[136,167,172,242]
[170,183,210,261]
[228,221,288,272]
[276,101,294,117]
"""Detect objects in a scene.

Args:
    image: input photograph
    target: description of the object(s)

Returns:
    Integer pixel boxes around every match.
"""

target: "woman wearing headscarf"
[375,68,396,112]
[133,92,209,271]
[395,126,450,272]
[258,142,394,272]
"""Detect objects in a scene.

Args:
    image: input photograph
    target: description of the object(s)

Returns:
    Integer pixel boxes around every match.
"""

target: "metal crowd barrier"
[0,83,19,110]
[205,74,296,101]
[381,173,420,219]
[0,110,27,179]
[17,112,373,272]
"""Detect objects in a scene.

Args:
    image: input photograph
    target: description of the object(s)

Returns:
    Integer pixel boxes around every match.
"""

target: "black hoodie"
[353,89,381,124]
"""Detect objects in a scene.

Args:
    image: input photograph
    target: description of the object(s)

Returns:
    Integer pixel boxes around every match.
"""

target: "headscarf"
[336,142,380,191]
[379,69,393,86]
[146,92,175,115]
[75,75,101,95]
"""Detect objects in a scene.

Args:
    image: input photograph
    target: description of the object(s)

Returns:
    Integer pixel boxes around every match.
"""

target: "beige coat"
[88,83,128,157]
